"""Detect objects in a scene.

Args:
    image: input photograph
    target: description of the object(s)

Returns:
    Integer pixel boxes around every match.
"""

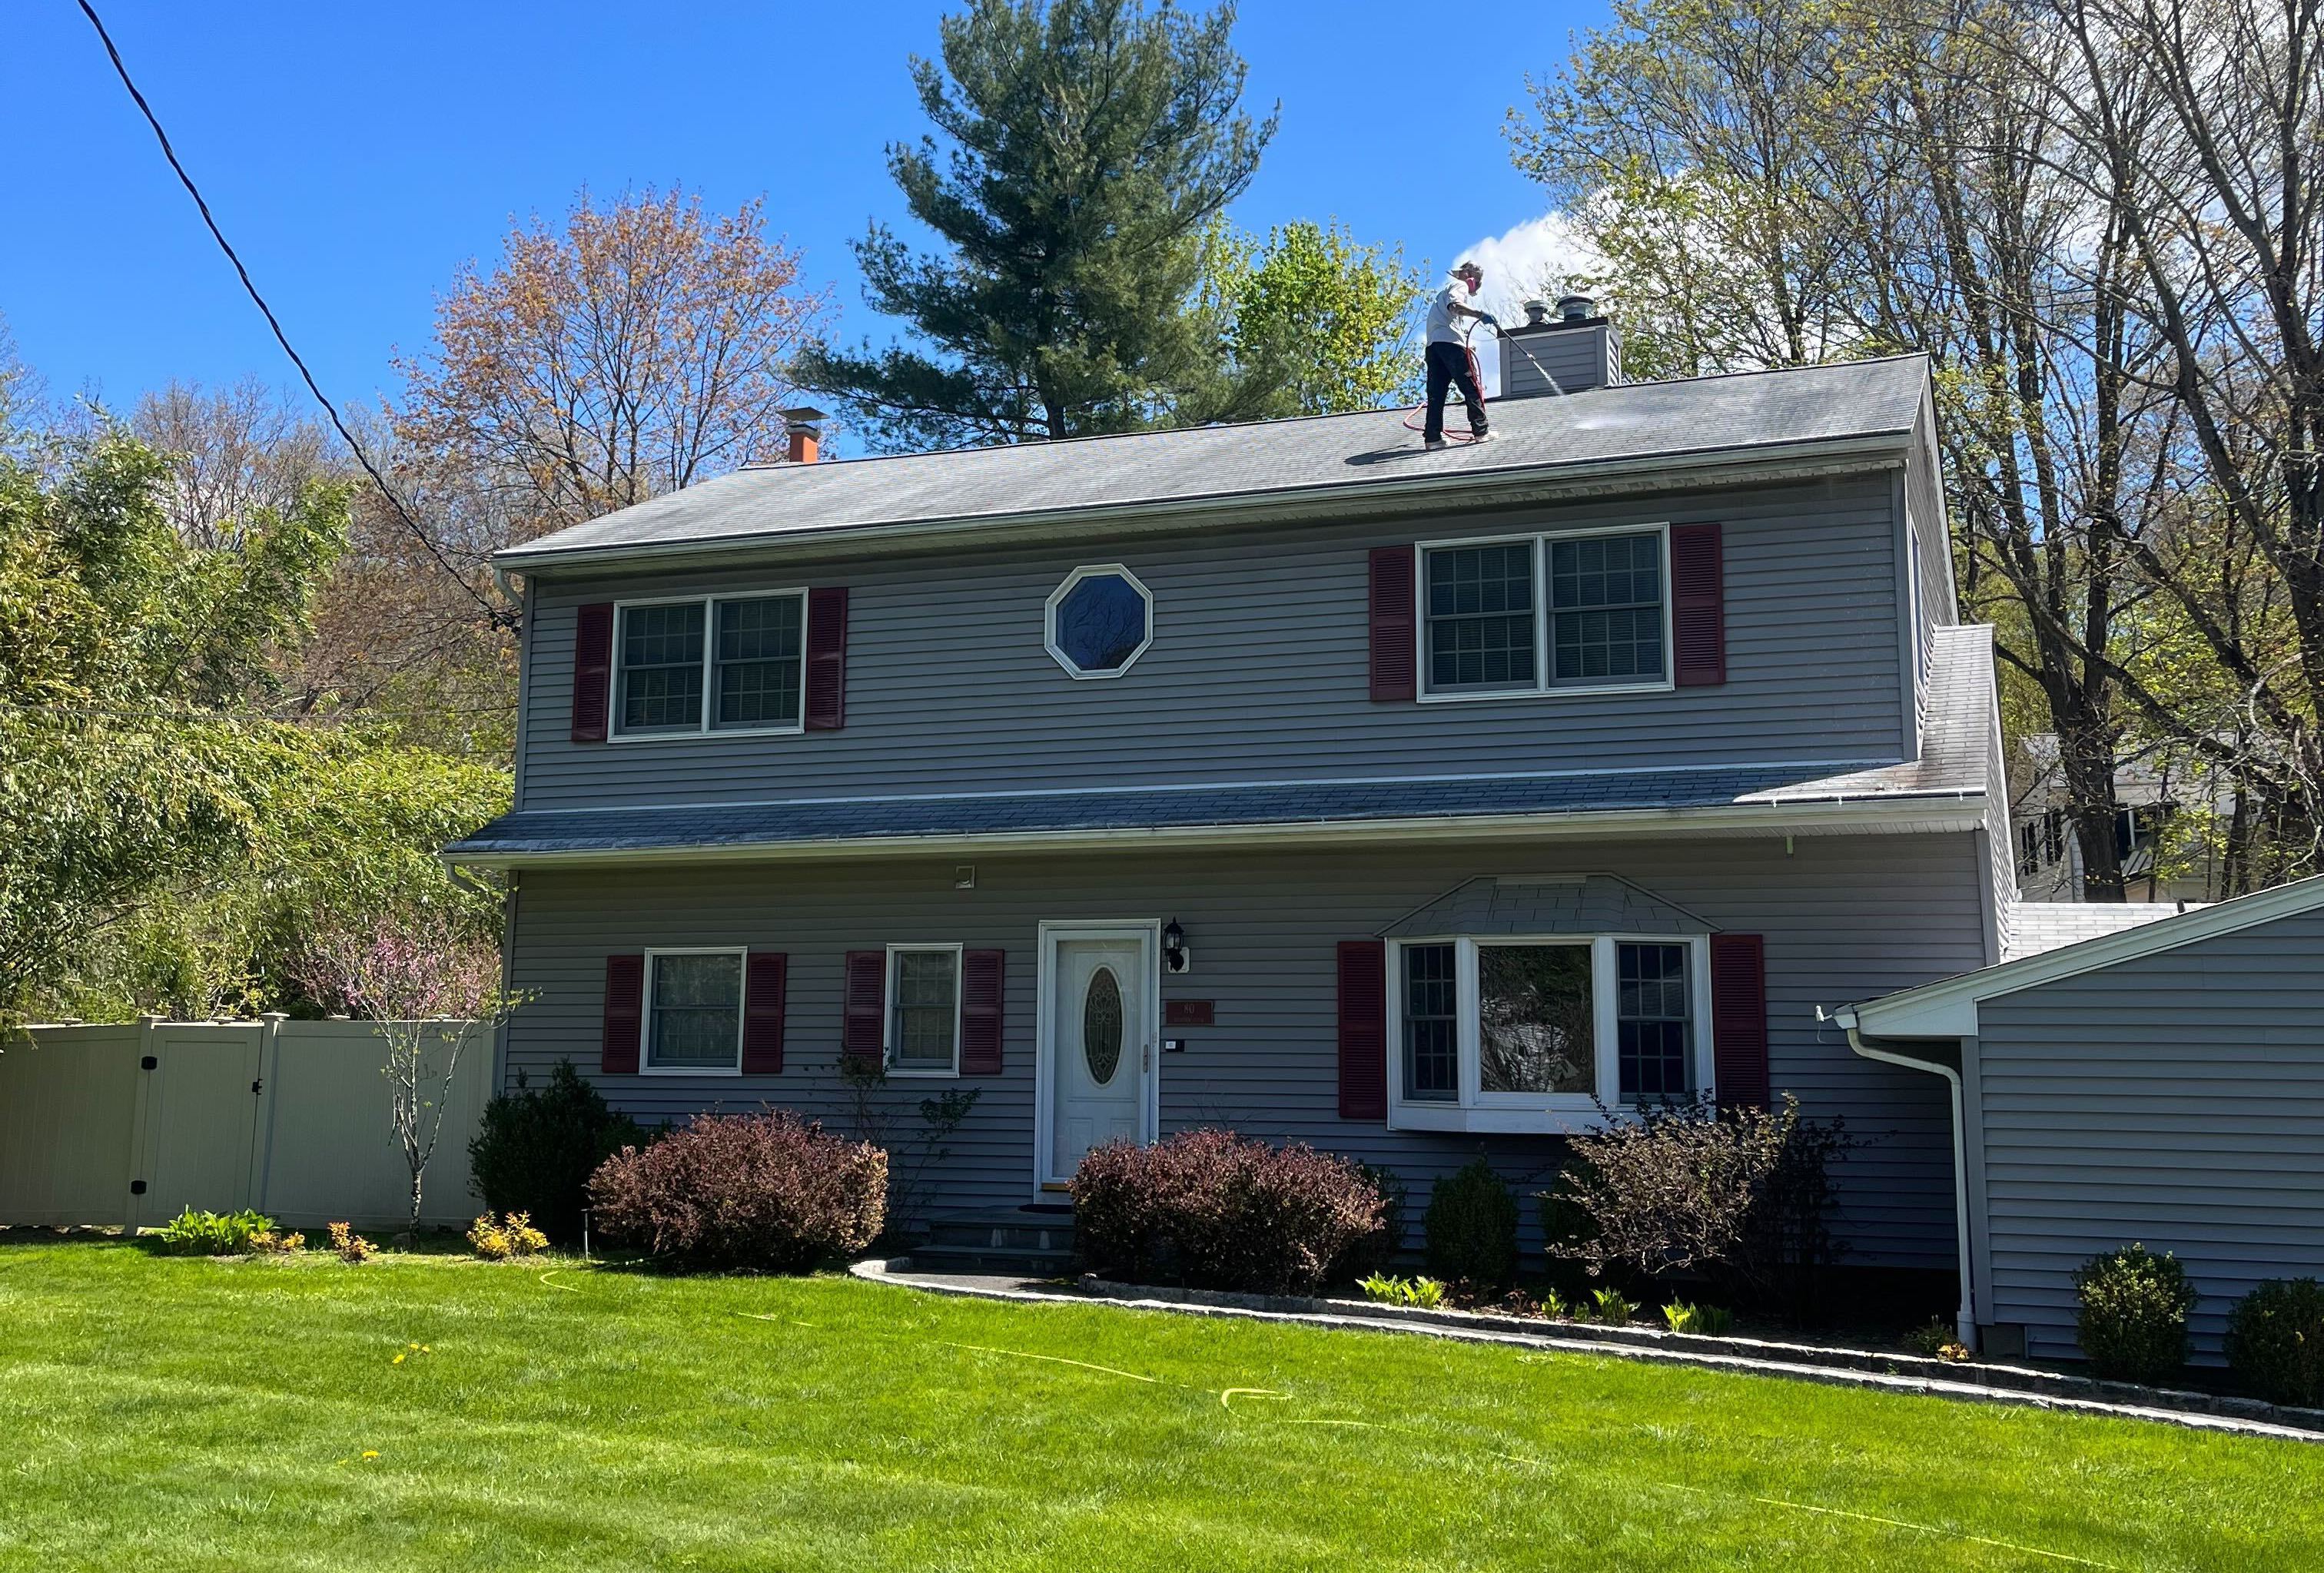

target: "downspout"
[1830,1006,1977,1349]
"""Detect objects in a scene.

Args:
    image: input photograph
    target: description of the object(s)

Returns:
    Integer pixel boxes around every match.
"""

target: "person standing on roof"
[1423,261,1495,449]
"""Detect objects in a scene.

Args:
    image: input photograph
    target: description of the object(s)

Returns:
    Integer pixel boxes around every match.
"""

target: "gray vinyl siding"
[513,475,1907,811]
[1900,393,1957,747]
[504,831,1985,1266]
[1971,905,2324,1362]
[1497,325,1620,398]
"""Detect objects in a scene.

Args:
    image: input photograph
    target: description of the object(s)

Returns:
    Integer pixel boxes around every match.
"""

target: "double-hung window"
[613,591,806,737]
[643,948,745,1074]
[1389,934,1711,1131]
[888,944,963,1076]
[1420,526,1671,698]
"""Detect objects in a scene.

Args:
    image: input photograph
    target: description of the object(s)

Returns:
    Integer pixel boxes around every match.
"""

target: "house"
[2010,734,2222,904]
[447,311,2010,1290]
[1839,873,2324,1362]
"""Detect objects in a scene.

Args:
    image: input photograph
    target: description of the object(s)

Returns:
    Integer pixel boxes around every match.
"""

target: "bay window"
[1388,933,1712,1131]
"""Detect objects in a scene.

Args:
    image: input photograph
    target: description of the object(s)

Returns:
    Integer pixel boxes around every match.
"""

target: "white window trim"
[1385,931,1714,1133]
[885,941,965,1078]
[1044,563,1154,681]
[1415,523,1676,702]
[639,946,748,1077]
[608,589,810,742]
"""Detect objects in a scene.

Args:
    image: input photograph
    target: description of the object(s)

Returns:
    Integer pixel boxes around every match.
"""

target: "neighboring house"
[1840,874,2324,1362]
[2010,735,2222,904]
[447,314,2010,1282]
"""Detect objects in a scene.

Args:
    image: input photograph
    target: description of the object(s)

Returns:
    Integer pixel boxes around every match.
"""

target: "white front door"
[1038,924,1157,1188]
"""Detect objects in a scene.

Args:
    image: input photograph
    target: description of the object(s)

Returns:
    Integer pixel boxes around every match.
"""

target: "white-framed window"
[1044,564,1154,679]
[642,947,746,1074]
[1386,934,1713,1132]
[612,589,807,738]
[886,942,964,1077]
[1418,525,1672,699]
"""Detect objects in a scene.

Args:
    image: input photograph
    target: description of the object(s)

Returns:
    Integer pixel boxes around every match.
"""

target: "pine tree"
[801,0,1275,450]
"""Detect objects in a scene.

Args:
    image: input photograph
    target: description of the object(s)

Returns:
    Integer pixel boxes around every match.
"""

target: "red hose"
[1402,332,1489,440]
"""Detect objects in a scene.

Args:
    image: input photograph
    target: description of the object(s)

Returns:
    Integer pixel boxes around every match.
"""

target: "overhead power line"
[74,0,513,630]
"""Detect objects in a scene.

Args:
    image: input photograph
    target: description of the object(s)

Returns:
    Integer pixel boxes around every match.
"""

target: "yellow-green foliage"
[327,1222,377,1263]
[468,1211,549,1261]
[1356,1273,1446,1309]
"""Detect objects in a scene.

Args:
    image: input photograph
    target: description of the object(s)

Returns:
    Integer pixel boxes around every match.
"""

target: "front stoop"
[897,1206,1076,1278]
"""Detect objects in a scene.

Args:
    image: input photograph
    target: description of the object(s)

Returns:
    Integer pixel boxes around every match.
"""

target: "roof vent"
[782,406,825,465]
[1556,293,1595,323]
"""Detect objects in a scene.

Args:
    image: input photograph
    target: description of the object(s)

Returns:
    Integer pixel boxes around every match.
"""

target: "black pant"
[1424,340,1486,442]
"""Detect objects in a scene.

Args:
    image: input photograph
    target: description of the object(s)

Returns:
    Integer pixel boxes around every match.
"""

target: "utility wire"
[74,0,513,631]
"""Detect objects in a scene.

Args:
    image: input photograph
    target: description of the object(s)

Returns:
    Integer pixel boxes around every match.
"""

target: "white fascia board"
[492,433,1911,579]
[444,793,1984,872]
[1847,871,2324,1039]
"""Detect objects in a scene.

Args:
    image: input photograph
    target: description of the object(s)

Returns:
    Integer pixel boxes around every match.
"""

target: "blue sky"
[2,2,1608,439]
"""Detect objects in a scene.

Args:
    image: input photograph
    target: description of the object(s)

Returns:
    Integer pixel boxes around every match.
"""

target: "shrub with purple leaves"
[1070,1128,1388,1296]
[588,1109,886,1272]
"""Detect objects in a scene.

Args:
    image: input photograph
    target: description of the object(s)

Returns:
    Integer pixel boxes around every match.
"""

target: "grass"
[1,1240,2319,1570]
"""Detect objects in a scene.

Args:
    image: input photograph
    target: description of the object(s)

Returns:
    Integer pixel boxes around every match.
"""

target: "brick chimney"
[781,406,825,464]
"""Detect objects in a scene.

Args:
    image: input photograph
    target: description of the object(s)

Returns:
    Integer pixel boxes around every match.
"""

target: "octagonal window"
[1045,566,1153,679]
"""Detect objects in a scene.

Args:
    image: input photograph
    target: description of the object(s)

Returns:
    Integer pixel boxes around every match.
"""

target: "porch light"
[1162,918,1189,974]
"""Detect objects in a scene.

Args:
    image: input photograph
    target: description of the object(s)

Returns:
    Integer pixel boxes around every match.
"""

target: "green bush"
[1358,1273,1446,1309]
[1330,1161,1408,1281]
[2224,1278,2324,1407]
[1662,1300,1733,1336]
[470,1060,647,1243]
[1423,1157,1519,1291]
[153,1208,274,1255]
[2073,1243,2197,1384]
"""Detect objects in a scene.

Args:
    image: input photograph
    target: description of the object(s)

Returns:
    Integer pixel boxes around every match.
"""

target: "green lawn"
[1,1241,2318,1570]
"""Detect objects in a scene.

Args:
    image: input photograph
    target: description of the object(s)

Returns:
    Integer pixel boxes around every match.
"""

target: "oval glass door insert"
[1082,967,1124,1084]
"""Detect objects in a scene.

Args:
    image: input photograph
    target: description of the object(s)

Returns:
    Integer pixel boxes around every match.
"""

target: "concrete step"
[921,1207,1074,1256]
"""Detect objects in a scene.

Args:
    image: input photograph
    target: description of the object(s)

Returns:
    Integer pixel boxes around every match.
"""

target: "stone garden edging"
[852,1258,2324,1444]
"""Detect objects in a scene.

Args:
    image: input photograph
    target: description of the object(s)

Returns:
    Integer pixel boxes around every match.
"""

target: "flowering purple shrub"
[1071,1128,1388,1296]
[588,1109,886,1272]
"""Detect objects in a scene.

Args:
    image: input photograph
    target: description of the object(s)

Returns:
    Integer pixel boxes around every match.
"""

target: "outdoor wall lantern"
[1163,918,1190,974]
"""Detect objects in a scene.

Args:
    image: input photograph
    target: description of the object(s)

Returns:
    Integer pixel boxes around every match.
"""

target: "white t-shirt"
[1426,277,1476,345]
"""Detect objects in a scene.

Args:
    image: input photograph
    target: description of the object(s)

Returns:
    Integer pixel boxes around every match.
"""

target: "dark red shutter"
[571,602,614,742]
[961,948,1005,1074]
[1710,933,1769,1109]
[1672,523,1726,686]
[805,587,849,730]
[843,949,885,1063]
[601,953,643,1074]
[742,952,787,1074]
[1336,940,1388,1119]
[1368,546,1417,701]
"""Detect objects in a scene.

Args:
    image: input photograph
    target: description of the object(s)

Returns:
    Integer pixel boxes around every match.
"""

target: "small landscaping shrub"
[1423,1157,1519,1292]
[1548,1093,1853,1317]
[1330,1162,1408,1281]
[2073,1243,2196,1384]
[153,1208,274,1255]
[327,1222,377,1263]
[468,1211,550,1261]
[1541,1289,1575,1320]
[470,1060,649,1243]
[1590,1286,1639,1326]
[249,1228,305,1256]
[588,1109,886,1273]
[1902,1316,1970,1362]
[1070,1129,1388,1296]
[2224,1278,2324,1407]
[1662,1300,1733,1336]
[1358,1273,1447,1309]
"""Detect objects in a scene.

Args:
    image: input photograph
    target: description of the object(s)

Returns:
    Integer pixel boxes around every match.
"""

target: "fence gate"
[132,1024,265,1229]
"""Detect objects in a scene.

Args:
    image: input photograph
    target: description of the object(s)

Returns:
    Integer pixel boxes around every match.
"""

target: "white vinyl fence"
[0,1016,492,1232]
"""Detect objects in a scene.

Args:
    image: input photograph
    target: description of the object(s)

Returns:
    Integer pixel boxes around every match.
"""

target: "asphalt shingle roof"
[496,356,1931,568]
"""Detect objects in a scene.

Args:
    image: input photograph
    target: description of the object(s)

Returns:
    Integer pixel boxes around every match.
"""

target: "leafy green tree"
[0,429,506,1027]
[801,0,1276,449]
[1194,220,1423,418]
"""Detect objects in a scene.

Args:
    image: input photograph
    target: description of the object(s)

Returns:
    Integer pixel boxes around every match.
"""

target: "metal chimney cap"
[1555,294,1595,322]
[779,406,828,430]
[1522,299,1551,327]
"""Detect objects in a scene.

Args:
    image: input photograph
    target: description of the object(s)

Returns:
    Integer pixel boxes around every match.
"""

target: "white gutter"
[490,433,1912,576]
[1831,1005,1976,1347]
